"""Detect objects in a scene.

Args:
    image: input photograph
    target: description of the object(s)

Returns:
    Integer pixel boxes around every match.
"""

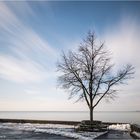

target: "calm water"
[0,111,139,124]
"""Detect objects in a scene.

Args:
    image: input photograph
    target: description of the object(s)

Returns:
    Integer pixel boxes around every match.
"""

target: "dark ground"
[0,128,74,139]
[96,130,134,139]
[0,128,134,139]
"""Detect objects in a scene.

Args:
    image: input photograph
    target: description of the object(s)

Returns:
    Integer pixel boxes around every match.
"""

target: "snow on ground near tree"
[0,123,107,140]
[108,124,131,131]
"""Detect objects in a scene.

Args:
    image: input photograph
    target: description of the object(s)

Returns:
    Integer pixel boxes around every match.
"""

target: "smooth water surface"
[0,111,139,124]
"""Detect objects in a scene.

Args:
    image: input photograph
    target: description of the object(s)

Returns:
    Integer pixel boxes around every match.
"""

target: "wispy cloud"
[101,16,140,110]
[0,2,57,83]
[0,2,20,33]
[0,55,47,83]
[103,17,140,66]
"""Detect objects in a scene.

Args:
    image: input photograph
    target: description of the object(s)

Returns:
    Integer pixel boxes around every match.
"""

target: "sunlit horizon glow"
[0,1,140,111]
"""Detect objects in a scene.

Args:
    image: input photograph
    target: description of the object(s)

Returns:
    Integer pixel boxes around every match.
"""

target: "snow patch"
[108,124,131,131]
[0,123,107,139]
[35,129,107,140]
[132,131,140,138]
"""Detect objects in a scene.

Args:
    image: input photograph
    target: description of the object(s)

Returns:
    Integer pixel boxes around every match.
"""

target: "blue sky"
[0,1,140,111]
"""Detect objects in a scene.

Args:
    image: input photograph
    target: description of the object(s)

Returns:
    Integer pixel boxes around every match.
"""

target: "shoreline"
[0,118,80,125]
[0,118,128,125]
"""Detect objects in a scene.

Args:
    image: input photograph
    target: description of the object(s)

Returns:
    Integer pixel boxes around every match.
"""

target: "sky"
[0,1,140,111]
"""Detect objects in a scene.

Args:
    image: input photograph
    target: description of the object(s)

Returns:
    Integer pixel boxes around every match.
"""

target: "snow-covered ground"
[0,123,132,139]
[108,124,131,131]
[0,123,107,140]
[131,131,140,138]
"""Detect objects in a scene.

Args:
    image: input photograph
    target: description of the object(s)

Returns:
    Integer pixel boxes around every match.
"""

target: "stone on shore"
[76,120,108,132]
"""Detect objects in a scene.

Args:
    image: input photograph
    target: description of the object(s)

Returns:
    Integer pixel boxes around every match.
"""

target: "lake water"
[0,111,139,124]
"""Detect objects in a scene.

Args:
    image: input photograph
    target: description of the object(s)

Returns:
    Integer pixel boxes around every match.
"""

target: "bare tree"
[57,31,134,123]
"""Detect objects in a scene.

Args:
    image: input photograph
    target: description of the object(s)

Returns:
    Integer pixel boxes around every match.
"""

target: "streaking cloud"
[0,2,57,83]
[0,55,47,83]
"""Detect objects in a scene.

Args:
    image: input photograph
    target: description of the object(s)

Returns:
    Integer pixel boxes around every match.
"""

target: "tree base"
[76,120,108,132]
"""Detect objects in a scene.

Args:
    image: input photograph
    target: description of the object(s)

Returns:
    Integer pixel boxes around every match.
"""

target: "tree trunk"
[90,107,93,123]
